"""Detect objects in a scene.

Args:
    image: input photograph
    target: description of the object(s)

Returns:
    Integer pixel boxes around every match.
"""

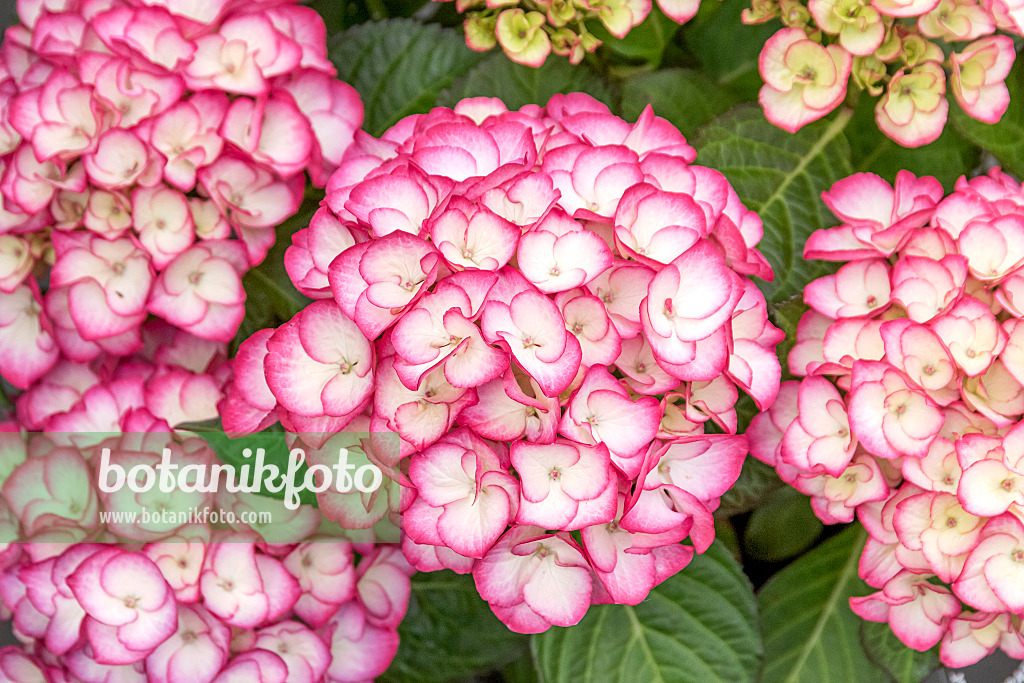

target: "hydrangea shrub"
[1,0,1023,674]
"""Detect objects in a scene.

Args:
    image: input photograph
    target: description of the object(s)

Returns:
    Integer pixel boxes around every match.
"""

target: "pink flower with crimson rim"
[918,0,996,40]
[144,604,231,683]
[407,429,520,558]
[264,300,375,422]
[512,439,617,530]
[474,525,593,632]
[481,284,584,398]
[0,283,59,389]
[809,0,888,55]
[148,241,248,343]
[67,548,178,664]
[9,70,103,164]
[941,611,1024,668]
[519,209,614,292]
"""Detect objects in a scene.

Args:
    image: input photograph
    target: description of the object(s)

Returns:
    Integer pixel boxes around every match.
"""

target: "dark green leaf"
[532,541,761,682]
[329,19,486,136]
[715,518,742,562]
[744,487,823,562]
[682,0,779,100]
[588,6,680,65]
[717,457,784,517]
[860,620,941,683]
[503,656,542,683]
[383,570,530,683]
[620,69,740,138]
[758,525,881,683]
[438,53,612,111]
[847,95,980,192]
[951,58,1024,178]
[233,200,316,353]
[695,106,854,302]
[770,296,809,381]
[188,424,318,507]
[0,378,12,416]
[306,0,370,33]
[734,394,759,433]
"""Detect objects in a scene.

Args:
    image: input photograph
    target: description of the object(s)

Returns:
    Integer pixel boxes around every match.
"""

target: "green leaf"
[714,518,742,562]
[717,457,784,518]
[306,0,370,33]
[847,95,980,192]
[682,0,779,100]
[758,525,881,683]
[770,296,809,381]
[951,57,1024,178]
[859,620,941,683]
[734,394,758,433]
[438,53,612,111]
[532,541,761,682]
[695,106,854,303]
[588,6,680,66]
[382,570,530,683]
[186,423,318,507]
[619,69,741,139]
[329,19,486,136]
[744,487,823,562]
[0,379,12,416]
[503,656,542,683]
[233,200,315,352]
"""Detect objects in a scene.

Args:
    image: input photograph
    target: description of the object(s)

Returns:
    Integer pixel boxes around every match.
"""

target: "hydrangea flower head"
[751,167,1024,667]
[224,93,783,632]
[0,0,365,394]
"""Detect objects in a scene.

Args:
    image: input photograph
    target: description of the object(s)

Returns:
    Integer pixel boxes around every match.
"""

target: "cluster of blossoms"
[744,0,1021,146]
[223,92,785,633]
[0,0,363,394]
[0,324,413,681]
[0,0,420,677]
[438,0,705,67]
[751,169,1024,667]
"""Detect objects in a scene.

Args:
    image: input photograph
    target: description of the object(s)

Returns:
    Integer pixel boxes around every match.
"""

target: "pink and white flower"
[876,62,949,148]
[68,548,178,664]
[474,525,593,632]
[851,571,961,651]
[407,429,519,558]
[758,29,852,132]
[0,283,58,389]
[950,36,1016,124]
[264,300,375,423]
[147,241,247,343]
